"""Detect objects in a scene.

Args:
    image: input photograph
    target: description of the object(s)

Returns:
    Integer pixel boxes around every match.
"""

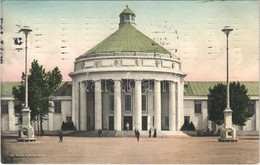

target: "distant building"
[1,6,259,134]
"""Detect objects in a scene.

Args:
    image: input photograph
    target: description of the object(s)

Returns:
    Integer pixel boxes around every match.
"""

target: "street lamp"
[17,27,36,142]
[19,27,32,108]
[219,26,237,142]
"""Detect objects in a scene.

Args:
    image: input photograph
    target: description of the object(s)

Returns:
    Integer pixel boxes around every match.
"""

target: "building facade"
[1,7,259,134]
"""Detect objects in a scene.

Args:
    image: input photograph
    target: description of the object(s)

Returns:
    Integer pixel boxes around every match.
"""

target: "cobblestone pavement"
[1,135,259,164]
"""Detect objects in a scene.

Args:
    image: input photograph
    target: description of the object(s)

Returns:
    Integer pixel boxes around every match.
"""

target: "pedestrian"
[148,128,152,138]
[98,129,102,137]
[59,131,63,142]
[136,130,140,141]
[134,129,137,137]
[153,128,157,138]
[126,122,130,131]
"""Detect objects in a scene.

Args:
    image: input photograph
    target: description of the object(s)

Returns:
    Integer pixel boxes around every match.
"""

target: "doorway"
[142,116,148,130]
[124,116,133,130]
[109,116,114,130]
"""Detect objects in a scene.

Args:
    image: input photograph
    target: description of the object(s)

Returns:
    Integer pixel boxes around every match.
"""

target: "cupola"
[119,5,136,27]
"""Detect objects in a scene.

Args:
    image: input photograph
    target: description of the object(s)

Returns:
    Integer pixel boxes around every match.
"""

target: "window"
[125,95,131,110]
[110,95,114,111]
[126,15,129,20]
[184,116,190,123]
[1,101,8,114]
[66,116,72,122]
[194,101,202,113]
[142,95,146,111]
[54,101,61,113]
[165,116,169,127]
[248,101,255,115]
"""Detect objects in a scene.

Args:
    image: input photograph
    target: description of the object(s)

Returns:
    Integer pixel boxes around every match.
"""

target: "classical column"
[80,81,87,130]
[95,80,102,130]
[134,80,142,131]
[114,80,122,131]
[177,79,184,130]
[72,78,80,130]
[169,81,176,131]
[154,80,161,131]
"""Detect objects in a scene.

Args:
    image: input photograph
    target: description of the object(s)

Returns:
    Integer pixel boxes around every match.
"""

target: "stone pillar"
[114,80,122,131]
[169,81,176,131]
[72,78,77,129]
[95,80,102,130]
[48,112,54,131]
[8,100,15,131]
[154,80,161,131]
[177,80,184,130]
[80,81,87,130]
[134,80,142,131]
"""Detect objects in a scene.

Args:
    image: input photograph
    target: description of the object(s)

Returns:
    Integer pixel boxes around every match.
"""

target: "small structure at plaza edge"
[69,5,186,132]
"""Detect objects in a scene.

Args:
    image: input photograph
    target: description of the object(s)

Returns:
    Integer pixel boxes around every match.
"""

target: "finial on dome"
[126,4,128,8]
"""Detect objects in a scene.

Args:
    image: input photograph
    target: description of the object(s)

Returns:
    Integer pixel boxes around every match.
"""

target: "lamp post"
[219,26,237,142]
[17,27,36,142]
[19,27,32,108]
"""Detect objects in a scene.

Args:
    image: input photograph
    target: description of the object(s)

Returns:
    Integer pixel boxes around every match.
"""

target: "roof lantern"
[119,5,136,27]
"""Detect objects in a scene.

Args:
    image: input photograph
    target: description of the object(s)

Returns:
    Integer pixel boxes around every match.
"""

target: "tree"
[12,60,62,135]
[208,82,253,126]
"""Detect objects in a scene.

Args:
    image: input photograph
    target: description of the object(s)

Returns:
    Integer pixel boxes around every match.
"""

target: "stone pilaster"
[169,81,176,131]
[95,80,102,130]
[48,101,54,131]
[134,80,142,131]
[114,80,122,131]
[8,101,15,131]
[154,80,161,131]
[80,81,87,130]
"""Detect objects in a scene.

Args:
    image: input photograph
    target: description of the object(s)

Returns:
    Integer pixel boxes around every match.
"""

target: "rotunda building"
[70,6,186,132]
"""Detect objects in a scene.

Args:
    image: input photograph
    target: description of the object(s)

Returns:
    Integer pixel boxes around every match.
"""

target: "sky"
[1,0,259,82]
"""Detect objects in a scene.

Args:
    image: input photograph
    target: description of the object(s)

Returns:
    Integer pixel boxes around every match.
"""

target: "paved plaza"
[1,135,259,164]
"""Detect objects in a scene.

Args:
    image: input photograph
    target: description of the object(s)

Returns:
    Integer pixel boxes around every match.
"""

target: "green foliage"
[208,82,252,126]
[61,121,75,130]
[188,121,195,131]
[181,119,196,131]
[12,60,62,134]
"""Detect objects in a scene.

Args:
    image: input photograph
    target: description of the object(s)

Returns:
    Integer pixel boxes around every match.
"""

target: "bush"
[181,120,196,131]
[61,121,76,130]
[181,119,190,131]
[189,121,195,131]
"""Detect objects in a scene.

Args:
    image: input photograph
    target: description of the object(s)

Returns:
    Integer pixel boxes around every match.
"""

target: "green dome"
[84,24,171,55]
[120,6,135,16]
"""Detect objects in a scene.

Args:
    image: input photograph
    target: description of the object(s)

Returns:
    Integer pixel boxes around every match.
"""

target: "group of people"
[149,128,157,138]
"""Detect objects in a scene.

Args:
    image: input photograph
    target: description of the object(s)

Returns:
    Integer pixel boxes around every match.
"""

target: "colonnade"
[73,79,184,131]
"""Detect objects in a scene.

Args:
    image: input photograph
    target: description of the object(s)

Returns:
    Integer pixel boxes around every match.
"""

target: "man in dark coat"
[98,129,102,137]
[136,130,140,142]
[153,129,157,138]
[59,131,63,142]
[148,129,152,138]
